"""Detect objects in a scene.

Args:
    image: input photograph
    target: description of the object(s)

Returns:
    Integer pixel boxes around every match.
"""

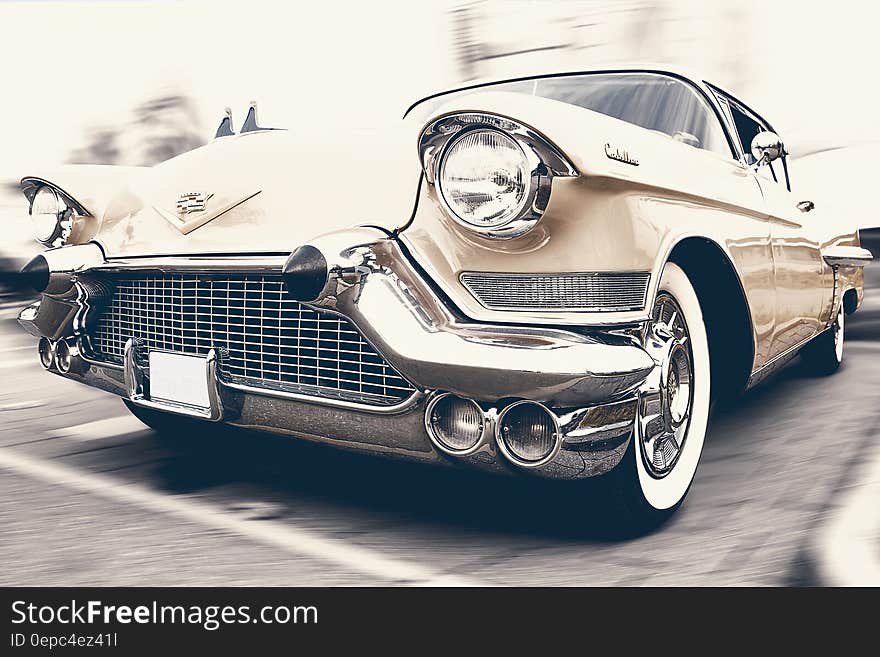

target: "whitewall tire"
[801,302,844,375]
[606,262,711,523]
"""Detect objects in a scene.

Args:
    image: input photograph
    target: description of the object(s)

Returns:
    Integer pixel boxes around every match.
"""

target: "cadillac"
[15,68,872,524]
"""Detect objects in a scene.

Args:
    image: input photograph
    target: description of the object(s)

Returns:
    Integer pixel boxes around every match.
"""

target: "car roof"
[405,64,722,118]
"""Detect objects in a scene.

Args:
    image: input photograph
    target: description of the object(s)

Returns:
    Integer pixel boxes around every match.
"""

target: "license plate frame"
[148,351,211,409]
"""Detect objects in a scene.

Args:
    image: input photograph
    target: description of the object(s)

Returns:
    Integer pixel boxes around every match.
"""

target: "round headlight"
[30,186,68,245]
[438,129,530,230]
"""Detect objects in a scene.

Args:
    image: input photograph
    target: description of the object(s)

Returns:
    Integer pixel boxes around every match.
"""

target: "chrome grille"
[84,273,416,406]
[459,271,650,312]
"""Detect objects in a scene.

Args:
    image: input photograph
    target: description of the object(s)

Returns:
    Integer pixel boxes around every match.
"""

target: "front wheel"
[603,262,711,528]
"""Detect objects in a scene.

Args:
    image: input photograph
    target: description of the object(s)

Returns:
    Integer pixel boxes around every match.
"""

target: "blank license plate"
[149,351,210,409]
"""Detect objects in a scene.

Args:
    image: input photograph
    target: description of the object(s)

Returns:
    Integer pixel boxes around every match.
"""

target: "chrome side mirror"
[750,131,784,168]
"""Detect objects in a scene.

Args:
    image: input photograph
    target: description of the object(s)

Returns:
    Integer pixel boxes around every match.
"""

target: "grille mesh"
[460,271,650,312]
[84,274,416,406]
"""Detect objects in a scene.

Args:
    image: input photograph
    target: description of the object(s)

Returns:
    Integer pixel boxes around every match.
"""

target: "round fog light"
[38,337,55,370]
[496,401,560,467]
[425,393,486,455]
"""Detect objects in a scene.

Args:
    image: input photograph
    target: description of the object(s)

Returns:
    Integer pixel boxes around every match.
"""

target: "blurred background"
[2,0,878,272]
[0,0,878,585]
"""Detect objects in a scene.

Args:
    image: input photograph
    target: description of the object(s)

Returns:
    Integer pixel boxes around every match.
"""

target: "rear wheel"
[800,302,844,375]
[603,263,711,528]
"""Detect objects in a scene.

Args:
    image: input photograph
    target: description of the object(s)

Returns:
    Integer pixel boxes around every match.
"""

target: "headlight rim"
[436,127,536,235]
[419,112,578,241]
[434,125,547,240]
[28,184,74,247]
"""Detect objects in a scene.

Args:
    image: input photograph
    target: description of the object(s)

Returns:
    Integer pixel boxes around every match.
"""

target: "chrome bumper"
[17,229,659,479]
[45,360,635,479]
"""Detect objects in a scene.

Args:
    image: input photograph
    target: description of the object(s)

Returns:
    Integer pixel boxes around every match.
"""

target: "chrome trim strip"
[222,379,424,415]
[90,255,287,274]
[559,397,638,445]
[821,246,873,268]
[746,330,820,389]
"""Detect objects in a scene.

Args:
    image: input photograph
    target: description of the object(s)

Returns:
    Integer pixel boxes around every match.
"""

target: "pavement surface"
[0,243,877,586]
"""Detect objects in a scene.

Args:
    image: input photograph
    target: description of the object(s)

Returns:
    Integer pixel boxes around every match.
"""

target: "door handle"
[797,200,815,212]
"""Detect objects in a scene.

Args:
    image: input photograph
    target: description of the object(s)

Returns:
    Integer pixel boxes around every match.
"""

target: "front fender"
[21,165,146,220]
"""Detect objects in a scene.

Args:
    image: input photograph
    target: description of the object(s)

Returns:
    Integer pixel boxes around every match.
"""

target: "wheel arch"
[665,237,755,400]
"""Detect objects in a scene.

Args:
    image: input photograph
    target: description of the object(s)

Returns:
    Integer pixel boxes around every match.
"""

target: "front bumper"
[19,229,657,479]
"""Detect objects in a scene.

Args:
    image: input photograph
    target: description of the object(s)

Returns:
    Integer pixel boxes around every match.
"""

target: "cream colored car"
[16,68,872,524]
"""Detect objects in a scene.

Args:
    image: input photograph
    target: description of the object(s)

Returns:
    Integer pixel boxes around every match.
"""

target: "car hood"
[42,128,422,258]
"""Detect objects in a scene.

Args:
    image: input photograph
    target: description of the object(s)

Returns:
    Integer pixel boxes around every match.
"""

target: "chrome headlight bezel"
[22,180,86,247]
[30,186,70,246]
[418,113,578,240]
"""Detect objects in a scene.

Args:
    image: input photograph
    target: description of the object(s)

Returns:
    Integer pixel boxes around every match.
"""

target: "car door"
[716,92,829,361]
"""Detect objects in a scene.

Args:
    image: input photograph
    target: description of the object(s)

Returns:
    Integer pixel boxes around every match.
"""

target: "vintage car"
[15,67,873,524]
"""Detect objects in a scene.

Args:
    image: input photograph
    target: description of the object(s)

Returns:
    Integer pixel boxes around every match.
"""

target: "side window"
[716,92,789,188]
[524,74,732,157]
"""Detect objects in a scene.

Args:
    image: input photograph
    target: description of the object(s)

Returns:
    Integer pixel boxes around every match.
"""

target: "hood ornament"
[214,107,235,138]
[213,102,282,139]
[241,101,281,133]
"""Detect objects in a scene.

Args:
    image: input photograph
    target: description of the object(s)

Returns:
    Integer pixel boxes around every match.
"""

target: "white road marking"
[0,448,479,586]
[48,415,150,441]
[0,358,35,370]
[816,441,880,586]
[0,400,44,411]
[0,307,24,320]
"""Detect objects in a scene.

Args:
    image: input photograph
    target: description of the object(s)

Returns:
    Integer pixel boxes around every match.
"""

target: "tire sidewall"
[634,262,711,511]
[835,303,845,363]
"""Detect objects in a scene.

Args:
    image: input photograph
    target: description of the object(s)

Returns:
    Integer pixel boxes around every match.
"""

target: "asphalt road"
[1,251,878,586]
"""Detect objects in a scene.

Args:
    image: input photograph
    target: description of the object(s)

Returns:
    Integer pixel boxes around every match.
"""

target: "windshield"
[413,72,731,156]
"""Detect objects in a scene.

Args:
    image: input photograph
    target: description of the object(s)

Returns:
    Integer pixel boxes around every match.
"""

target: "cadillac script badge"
[604,143,639,166]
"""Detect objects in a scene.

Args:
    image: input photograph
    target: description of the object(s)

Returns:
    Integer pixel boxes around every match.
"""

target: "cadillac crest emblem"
[176,192,213,217]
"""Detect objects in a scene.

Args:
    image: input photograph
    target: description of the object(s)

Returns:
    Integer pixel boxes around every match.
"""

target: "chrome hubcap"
[638,293,694,478]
